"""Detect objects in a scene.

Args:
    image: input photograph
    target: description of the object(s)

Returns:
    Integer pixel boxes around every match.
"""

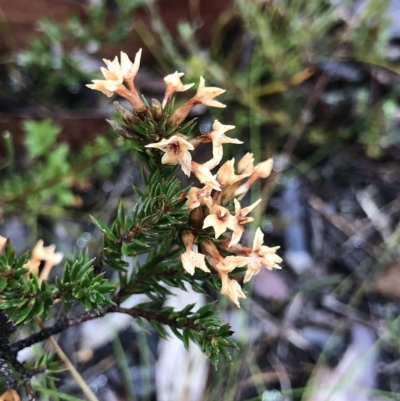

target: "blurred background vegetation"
[2,0,400,400]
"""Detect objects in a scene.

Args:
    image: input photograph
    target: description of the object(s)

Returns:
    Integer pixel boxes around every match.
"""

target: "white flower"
[228,198,261,246]
[163,71,195,107]
[120,49,142,82]
[254,158,274,178]
[203,121,243,169]
[0,236,6,253]
[216,255,248,273]
[243,228,282,283]
[237,153,255,174]
[181,250,210,275]
[24,240,63,277]
[168,77,226,126]
[185,186,213,210]
[220,273,246,308]
[191,162,221,191]
[194,77,226,108]
[235,158,274,197]
[146,135,194,176]
[87,49,146,110]
[203,205,235,239]
[164,71,194,93]
[216,159,250,186]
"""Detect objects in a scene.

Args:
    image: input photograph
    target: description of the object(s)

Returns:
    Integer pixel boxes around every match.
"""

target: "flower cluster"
[88,49,282,307]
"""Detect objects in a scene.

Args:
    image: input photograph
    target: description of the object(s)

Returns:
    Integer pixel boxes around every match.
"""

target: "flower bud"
[181,230,195,249]
[199,238,223,268]
[254,158,273,178]
[151,98,163,119]
[189,207,204,229]
[107,120,138,140]
[220,273,246,308]
[114,101,140,125]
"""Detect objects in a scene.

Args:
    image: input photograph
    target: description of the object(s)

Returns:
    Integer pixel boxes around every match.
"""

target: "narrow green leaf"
[0,278,7,292]
[196,302,216,316]
[117,200,125,226]
[15,303,35,324]
[90,215,111,235]
[218,345,232,362]
[182,329,190,350]
[26,300,45,321]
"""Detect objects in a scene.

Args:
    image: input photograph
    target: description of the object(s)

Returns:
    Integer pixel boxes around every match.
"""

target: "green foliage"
[140,0,399,160]
[23,119,61,158]
[16,1,145,104]
[0,95,243,397]
[111,100,197,173]
[0,240,114,323]
[349,0,391,58]
[0,241,53,324]
[3,0,400,399]
[132,300,237,366]
[55,253,115,311]
[0,118,119,221]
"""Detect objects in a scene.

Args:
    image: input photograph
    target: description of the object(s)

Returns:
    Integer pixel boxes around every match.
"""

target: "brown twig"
[12,304,216,355]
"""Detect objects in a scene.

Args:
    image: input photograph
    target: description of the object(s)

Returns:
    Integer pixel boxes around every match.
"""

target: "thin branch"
[12,317,68,351]
[12,304,214,352]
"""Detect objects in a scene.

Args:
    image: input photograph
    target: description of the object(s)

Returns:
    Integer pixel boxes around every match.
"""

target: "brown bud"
[181,230,195,249]
[113,101,140,125]
[151,98,163,119]
[106,120,137,140]
[199,238,223,267]
[189,206,204,229]
[168,100,194,127]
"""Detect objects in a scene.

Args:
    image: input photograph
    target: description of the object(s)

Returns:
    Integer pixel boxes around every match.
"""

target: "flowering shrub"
[87,49,282,306]
[0,49,281,400]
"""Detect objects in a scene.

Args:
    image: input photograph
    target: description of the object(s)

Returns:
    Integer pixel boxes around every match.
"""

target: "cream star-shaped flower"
[220,273,246,308]
[146,135,194,176]
[237,152,255,174]
[168,77,226,126]
[228,198,261,246]
[216,255,248,273]
[203,121,243,170]
[243,227,282,283]
[164,71,194,92]
[185,186,213,210]
[191,162,221,191]
[24,240,64,277]
[87,49,146,111]
[87,58,123,97]
[203,205,235,239]
[120,49,142,82]
[163,71,195,107]
[235,158,274,198]
[254,158,274,178]
[194,77,226,108]
[181,230,210,275]
[181,250,210,275]
[90,50,142,93]
[216,159,250,186]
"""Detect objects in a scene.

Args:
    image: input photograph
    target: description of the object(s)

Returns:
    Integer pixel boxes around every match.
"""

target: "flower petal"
[194,77,226,108]
[220,273,246,307]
